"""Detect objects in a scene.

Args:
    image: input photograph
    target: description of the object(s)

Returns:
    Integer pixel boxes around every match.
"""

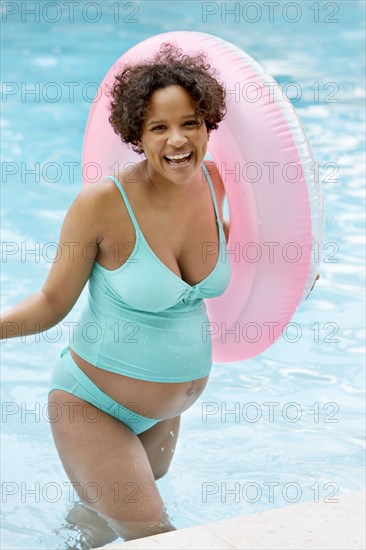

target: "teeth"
[165,153,191,160]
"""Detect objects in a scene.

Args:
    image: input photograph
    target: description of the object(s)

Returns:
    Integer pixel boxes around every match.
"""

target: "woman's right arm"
[1,182,110,340]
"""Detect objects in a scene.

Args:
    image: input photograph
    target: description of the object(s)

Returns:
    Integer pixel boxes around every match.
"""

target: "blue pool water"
[1,1,365,548]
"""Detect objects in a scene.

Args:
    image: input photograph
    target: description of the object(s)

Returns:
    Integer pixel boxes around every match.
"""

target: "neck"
[144,160,201,202]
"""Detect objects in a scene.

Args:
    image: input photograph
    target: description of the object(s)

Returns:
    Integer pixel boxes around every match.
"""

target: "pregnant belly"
[69,347,209,419]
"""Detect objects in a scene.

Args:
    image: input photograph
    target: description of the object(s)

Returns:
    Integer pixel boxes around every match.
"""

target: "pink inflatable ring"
[82,31,323,363]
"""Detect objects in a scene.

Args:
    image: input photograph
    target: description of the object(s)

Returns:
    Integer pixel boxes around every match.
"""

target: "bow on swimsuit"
[48,163,231,434]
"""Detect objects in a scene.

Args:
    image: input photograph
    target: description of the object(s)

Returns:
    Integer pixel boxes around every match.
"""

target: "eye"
[151,125,166,131]
[185,120,198,126]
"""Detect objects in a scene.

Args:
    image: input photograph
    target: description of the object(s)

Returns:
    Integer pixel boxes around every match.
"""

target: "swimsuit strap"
[201,162,220,221]
[106,175,142,234]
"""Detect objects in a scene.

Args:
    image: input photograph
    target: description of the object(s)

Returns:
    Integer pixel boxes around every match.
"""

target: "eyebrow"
[147,114,196,126]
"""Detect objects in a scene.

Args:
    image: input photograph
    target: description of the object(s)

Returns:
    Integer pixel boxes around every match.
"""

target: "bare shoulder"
[203,160,225,198]
[68,179,110,233]
[77,161,142,201]
[79,163,144,233]
[75,176,120,203]
[203,160,230,240]
[203,160,225,213]
[74,169,137,222]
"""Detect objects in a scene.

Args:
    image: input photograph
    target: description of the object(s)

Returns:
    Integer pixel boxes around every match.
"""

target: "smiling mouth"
[163,152,193,166]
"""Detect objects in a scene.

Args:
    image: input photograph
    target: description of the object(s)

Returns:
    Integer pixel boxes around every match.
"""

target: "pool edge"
[94,489,365,549]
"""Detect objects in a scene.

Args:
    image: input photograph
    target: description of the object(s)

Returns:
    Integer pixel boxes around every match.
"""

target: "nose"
[167,127,188,148]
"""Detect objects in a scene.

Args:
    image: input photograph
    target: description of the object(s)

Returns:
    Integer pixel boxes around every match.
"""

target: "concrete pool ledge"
[95,490,365,550]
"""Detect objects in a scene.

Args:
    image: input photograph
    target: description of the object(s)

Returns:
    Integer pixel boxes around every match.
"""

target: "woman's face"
[138,85,209,188]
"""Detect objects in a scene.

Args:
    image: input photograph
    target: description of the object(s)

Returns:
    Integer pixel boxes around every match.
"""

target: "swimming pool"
[1,1,365,548]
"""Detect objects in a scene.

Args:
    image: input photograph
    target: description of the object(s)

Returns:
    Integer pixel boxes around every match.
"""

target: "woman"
[0,43,231,543]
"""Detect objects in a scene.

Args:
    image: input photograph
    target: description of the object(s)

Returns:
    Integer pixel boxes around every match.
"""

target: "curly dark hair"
[108,42,227,154]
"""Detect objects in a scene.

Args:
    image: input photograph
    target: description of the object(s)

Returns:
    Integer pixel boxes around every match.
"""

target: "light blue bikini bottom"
[48,346,160,435]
